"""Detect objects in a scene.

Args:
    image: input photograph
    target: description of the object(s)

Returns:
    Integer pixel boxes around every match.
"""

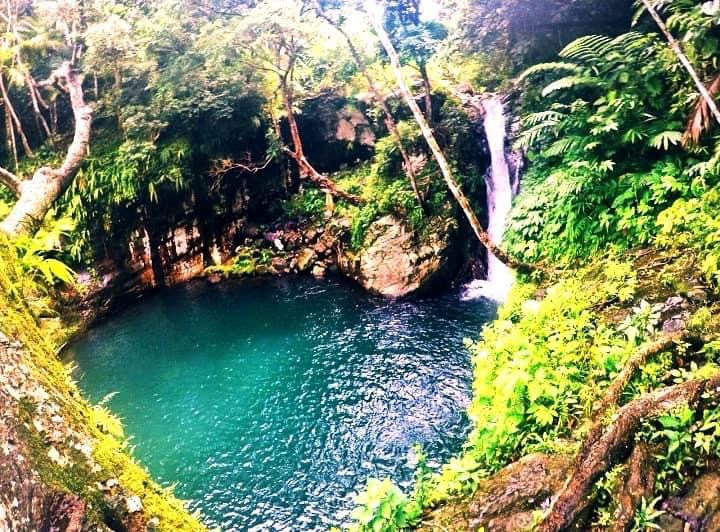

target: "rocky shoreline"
[67,210,467,331]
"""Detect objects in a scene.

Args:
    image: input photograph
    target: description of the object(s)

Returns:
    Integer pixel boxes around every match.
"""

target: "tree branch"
[0,165,20,196]
[0,60,92,237]
[367,3,536,273]
[640,0,720,127]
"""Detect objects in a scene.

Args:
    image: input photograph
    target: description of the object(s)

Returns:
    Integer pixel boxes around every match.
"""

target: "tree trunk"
[369,10,533,273]
[0,72,33,158]
[316,8,425,210]
[22,63,53,142]
[641,0,720,127]
[537,372,720,532]
[0,62,92,238]
[419,63,433,128]
[5,104,18,172]
[279,82,363,205]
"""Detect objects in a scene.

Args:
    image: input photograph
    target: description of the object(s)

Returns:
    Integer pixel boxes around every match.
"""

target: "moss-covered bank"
[0,237,203,531]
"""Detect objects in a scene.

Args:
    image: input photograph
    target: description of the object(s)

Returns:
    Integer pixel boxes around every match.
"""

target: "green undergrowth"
[346,244,720,531]
[284,111,475,251]
[0,236,204,531]
[205,245,278,278]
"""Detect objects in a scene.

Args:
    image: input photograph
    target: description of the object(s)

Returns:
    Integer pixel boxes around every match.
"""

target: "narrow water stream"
[65,277,496,530]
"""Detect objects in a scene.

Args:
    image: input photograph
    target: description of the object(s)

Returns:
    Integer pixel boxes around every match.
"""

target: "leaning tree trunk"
[316,8,425,210]
[641,0,720,126]
[368,10,533,273]
[0,62,92,238]
[419,63,433,128]
[279,82,363,205]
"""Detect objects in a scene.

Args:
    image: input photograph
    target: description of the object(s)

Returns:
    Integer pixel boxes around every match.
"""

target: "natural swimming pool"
[65,277,496,530]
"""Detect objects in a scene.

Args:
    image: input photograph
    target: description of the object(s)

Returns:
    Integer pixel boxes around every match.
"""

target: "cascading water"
[462,96,516,302]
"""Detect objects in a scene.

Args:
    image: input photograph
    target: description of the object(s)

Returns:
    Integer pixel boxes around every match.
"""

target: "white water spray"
[462,96,516,302]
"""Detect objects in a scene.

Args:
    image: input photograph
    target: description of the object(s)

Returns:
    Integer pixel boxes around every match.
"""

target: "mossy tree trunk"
[0,61,92,238]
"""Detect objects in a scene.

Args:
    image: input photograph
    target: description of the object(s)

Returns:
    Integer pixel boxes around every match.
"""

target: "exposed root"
[607,443,656,532]
[537,373,720,532]
[592,330,689,420]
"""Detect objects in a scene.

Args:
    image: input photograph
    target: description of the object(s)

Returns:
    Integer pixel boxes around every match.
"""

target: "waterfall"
[461,96,516,302]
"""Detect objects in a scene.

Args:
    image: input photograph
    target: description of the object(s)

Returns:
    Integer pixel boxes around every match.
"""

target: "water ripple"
[65,277,496,530]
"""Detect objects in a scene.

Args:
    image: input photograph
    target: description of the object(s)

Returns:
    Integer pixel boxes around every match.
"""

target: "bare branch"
[0,165,20,196]
[640,0,720,127]
[209,154,274,178]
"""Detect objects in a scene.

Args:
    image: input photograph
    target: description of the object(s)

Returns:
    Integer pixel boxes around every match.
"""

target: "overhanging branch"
[0,166,20,197]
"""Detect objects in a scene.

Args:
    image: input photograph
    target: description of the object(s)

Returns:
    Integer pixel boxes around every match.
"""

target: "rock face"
[659,472,720,531]
[419,453,574,531]
[338,215,457,298]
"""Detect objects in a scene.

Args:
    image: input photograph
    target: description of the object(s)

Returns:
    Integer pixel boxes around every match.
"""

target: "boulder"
[297,248,318,272]
[662,472,720,530]
[304,228,318,242]
[312,264,326,278]
[271,257,289,271]
[338,215,456,298]
[313,242,328,255]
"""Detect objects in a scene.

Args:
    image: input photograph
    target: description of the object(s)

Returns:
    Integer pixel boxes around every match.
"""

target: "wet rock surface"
[338,215,457,298]
[661,472,720,532]
[0,327,196,531]
[419,453,573,532]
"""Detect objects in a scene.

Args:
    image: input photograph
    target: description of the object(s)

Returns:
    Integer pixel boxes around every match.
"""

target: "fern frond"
[560,32,651,66]
[515,122,559,149]
[542,76,599,97]
[542,136,585,157]
[649,130,683,150]
[518,62,581,81]
[521,110,566,127]
[560,35,613,62]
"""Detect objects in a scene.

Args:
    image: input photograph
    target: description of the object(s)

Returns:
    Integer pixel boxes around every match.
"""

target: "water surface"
[65,277,496,530]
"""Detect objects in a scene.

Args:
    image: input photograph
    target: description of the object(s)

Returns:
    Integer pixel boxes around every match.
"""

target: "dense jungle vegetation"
[4,0,720,531]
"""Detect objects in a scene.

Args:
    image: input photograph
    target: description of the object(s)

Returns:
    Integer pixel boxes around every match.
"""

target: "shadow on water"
[64,276,497,530]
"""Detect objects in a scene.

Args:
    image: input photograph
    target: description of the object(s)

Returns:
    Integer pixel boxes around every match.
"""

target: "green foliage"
[639,404,720,495]
[384,0,448,72]
[506,24,718,262]
[592,465,627,528]
[283,188,327,220]
[656,189,720,290]
[205,246,276,278]
[347,445,429,532]
[349,179,424,249]
[64,137,192,260]
[348,478,418,532]
[630,496,665,531]
[0,205,77,290]
[431,258,642,499]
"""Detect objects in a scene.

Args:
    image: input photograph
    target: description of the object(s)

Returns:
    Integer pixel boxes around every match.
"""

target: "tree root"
[537,373,720,532]
[607,443,656,532]
[592,330,689,420]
